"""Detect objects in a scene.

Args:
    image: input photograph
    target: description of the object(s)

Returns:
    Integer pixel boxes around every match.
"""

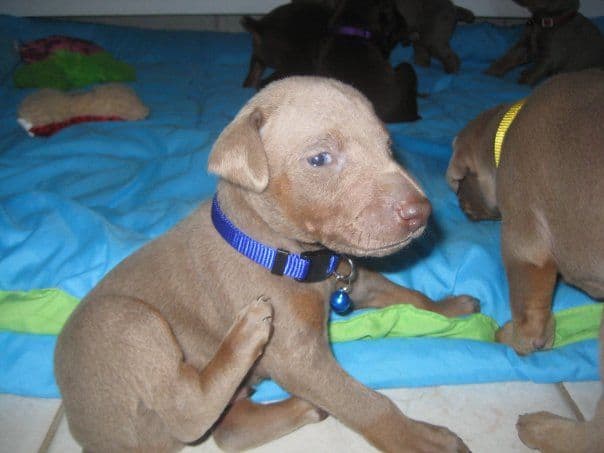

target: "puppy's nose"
[397,198,431,233]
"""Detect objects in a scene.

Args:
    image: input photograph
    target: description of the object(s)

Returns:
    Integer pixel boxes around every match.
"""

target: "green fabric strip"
[0,289,601,348]
[328,303,603,345]
[0,289,79,335]
[553,303,604,348]
[329,304,499,343]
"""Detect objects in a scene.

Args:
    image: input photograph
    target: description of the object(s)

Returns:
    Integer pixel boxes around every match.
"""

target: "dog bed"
[0,14,602,401]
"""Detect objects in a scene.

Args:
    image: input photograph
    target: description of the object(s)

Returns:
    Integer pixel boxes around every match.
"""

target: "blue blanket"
[0,15,601,400]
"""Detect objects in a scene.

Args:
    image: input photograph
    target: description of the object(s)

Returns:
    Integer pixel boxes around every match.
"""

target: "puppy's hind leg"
[517,411,589,453]
[351,267,479,316]
[518,325,604,453]
[518,391,604,453]
[213,396,328,451]
[57,295,273,451]
[519,312,604,452]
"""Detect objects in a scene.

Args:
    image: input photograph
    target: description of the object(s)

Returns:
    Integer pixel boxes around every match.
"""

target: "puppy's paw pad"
[232,297,274,357]
[235,296,273,323]
[250,295,274,323]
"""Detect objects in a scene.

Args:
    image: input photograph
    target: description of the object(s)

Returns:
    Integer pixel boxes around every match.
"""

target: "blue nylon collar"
[211,195,341,283]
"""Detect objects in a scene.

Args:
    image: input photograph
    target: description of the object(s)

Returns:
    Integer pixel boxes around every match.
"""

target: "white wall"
[2,0,604,18]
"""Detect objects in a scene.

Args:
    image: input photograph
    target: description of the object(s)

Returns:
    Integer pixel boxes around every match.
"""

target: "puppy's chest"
[528,26,552,53]
[177,278,333,368]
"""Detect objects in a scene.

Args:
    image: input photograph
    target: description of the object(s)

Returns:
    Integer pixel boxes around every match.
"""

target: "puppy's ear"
[240,16,261,34]
[446,137,468,192]
[208,108,269,193]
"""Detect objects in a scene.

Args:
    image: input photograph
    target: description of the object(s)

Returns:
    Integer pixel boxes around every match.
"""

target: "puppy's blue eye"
[307,152,332,167]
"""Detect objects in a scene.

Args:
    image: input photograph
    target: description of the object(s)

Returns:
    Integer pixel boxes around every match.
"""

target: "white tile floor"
[1,380,600,453]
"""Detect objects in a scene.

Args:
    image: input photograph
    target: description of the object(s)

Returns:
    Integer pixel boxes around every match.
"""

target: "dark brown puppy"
[56,77,477,452]
[316,0,419,122]
[241,0,418,123]
[242,0,404,89]
[485,0,604,85]
[241,2,333,89]
[446,70,604,450]
[395,0,475,73]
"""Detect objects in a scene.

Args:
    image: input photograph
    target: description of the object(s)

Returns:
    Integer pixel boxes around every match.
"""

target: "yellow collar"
[494,100,525,167]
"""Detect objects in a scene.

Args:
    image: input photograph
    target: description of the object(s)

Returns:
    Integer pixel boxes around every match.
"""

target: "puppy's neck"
[215,182,313,255]
[494,100,525,168]
[529,1,579,27]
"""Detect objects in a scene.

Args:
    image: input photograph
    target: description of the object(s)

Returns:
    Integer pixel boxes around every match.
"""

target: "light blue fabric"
[0,333,58,398]
[253,339,600,402]
[0,15,602,399]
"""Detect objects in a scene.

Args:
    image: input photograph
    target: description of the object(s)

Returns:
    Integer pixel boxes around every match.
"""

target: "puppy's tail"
[455,6,475,24]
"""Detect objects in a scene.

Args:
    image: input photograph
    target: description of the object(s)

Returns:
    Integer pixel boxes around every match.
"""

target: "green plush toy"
[13,35,136,89]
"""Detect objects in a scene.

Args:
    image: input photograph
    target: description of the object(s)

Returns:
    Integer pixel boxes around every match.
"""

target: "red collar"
[529,10,577,28]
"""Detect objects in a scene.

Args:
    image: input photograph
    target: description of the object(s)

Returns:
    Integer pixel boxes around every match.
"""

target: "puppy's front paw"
[517,411,583,453]
[291,398,329,425]
[496,315,555,355]
[231,296,274,360]
[405,419,471,453]
[436,295,480,317]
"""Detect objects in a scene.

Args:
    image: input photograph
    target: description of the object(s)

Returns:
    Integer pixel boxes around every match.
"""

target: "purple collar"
[334,25,372,40]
